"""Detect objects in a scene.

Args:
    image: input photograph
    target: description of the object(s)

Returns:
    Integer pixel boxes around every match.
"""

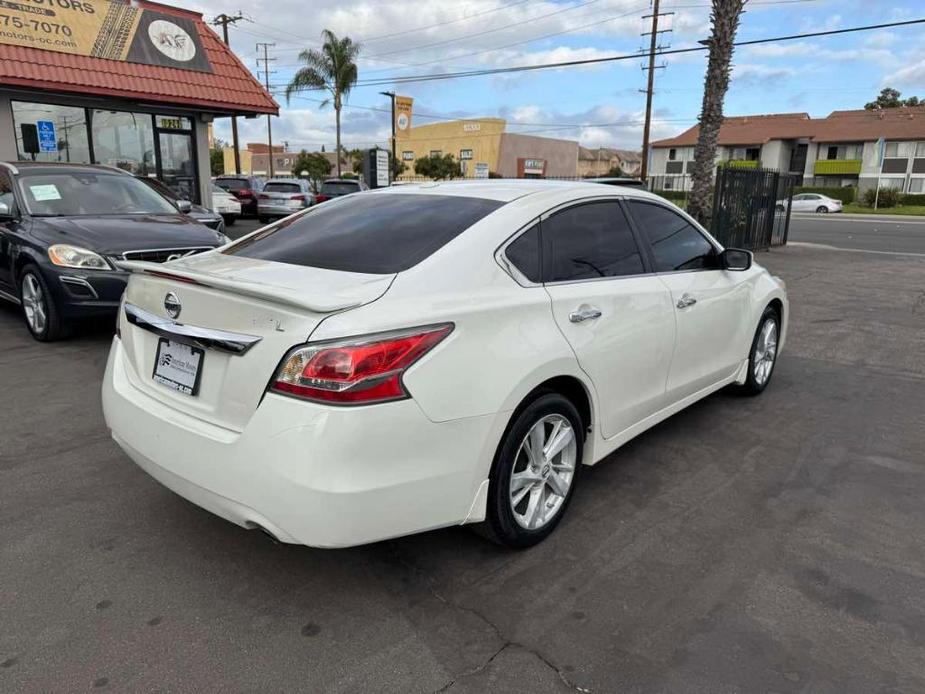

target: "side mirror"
[721,248,752,271]
[176,199,193,213]
[0,201,15,220]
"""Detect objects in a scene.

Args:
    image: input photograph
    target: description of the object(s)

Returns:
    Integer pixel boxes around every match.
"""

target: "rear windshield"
[264,182,302,193]
[320,181,359,195]
[216,178,249,191]
[225,193,504,274]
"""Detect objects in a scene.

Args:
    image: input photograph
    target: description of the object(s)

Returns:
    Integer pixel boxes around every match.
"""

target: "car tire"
[739,306,780,396]
[476,392,583,548]
[776,204,785,212]
[19,264,70,342]
[816,206,829,213]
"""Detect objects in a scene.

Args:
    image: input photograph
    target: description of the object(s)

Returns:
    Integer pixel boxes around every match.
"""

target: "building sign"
[463,123,481,132]
[36,119,57,153]
[395,95,413,137]
[474,162,489,179]
[0,0,212,73]
[518,157,547,177]
[376,148,390,188]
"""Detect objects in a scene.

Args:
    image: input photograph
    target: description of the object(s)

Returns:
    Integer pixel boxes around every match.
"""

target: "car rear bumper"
[102,337,496,547]
[257,203,306,216]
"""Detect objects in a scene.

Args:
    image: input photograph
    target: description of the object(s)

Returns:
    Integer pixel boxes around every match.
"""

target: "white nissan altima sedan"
[103,180,787,549]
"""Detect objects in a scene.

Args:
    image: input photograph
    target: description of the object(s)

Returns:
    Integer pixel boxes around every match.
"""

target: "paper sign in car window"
[30,185,62,201]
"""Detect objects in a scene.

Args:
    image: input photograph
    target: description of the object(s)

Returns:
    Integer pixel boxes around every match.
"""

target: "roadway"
[787,212,925,255]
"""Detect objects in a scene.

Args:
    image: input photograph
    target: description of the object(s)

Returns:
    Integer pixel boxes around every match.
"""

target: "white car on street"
[778,192,843,214]
[103,181,787,548]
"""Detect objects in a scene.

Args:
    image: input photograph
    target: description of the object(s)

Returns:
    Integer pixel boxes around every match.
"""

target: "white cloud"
[884,59,925,87]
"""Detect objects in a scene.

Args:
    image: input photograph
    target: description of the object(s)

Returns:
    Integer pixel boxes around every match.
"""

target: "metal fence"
[709,166,795,251]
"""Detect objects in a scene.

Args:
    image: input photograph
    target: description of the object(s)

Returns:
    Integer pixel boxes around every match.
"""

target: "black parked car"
[214,175,264,215]
[0,162,227,341]
[137,176,225,233]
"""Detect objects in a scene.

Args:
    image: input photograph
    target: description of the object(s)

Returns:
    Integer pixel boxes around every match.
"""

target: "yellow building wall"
[397,118,505,177]
[222,147,252,175]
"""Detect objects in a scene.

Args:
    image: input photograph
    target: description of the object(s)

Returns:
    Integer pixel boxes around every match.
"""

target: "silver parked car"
[257,178,314,223]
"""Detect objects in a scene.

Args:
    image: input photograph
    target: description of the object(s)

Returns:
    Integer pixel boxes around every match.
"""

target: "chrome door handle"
[569,307,602,323]
[676,294,697,309]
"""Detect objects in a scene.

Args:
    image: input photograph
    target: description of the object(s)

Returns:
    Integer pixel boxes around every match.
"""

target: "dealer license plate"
[153,339,204,396]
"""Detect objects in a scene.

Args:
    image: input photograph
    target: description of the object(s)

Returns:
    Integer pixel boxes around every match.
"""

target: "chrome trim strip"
[122,246,213,260]
[0,287,21,305]
[124,303,262,355]
[59,276,99,299]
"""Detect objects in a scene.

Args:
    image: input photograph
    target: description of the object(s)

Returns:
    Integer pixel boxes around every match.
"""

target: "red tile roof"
[0,1,277,116]
[653,107,925,147]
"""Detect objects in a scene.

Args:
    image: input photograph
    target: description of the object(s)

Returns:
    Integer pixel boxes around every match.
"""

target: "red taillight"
[270,324,453,405]
[290,195,304,201]
[259,193,270,199]
[315,194,330,203]
[237,189,253,198]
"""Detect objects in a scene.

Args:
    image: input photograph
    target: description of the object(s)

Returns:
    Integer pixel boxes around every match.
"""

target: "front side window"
[627,201,717,273]
[12,101,91,165]
[542,201,644,282]
[0,170,15,212]
[18,172,178,217]
[225,194,504,274]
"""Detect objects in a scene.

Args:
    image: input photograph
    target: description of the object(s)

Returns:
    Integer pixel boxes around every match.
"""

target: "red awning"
[0,1,278,117]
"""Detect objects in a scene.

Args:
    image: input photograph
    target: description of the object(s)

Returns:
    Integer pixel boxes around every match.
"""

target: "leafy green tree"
[291,150,331,191]
[865,87,922,110]
[209,137,228,176]
[285,30,361,178]
[414,153,459,180]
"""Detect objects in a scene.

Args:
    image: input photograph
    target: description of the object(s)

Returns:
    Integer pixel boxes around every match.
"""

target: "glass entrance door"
[157,131,197,203]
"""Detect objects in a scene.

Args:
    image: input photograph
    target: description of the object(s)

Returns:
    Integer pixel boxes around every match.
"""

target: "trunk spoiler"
[115,260,393,314]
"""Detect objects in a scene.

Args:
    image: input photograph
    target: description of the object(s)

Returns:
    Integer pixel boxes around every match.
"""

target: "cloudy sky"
[185,0,925,153]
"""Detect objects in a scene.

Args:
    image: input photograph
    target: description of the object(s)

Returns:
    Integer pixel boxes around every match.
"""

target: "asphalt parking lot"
[2,241,924,693]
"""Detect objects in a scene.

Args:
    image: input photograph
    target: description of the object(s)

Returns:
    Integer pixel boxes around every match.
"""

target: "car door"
[540,199,676,439]
[0,168,19,292]
[625,199,751,401]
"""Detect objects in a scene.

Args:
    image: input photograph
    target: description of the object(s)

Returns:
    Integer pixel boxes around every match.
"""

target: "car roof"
[1,161,132,177]
[365,178,663,203]
[323,178,361,184]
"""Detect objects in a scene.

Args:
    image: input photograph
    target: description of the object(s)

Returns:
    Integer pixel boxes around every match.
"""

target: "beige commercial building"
[397,118,580,178]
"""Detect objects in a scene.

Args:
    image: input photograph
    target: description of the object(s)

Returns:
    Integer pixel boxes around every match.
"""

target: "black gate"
[709,166,795,250]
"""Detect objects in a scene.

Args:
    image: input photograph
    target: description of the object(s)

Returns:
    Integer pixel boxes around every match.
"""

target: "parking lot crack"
[385,544,591,693]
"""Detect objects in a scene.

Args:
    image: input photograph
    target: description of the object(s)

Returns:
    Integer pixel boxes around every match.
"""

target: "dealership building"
[398,118,581,178]
[0,0,277,207]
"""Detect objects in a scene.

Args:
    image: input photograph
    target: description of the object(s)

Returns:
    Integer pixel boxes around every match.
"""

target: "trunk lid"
[118,252,394,432]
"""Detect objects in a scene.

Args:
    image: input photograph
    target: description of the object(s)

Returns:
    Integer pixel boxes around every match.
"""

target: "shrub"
[652,189,687,202]
[794,186,856,204]
[901,193,925,206]
[861,187,902,208]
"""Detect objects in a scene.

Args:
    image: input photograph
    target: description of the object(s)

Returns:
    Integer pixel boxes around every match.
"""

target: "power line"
[346,18,925,87]
[360,0,533,42]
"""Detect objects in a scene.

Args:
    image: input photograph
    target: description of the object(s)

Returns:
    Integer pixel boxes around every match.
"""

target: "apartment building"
[650,107,925,193]
[577,147,643,177]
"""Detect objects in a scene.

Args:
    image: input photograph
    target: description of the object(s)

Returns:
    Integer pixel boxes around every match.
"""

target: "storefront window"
[91,110,156,176]
[12,101,91,164]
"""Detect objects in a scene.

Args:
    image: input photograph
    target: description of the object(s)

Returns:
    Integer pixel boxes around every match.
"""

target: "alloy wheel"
[753,318,778,386]
[21,273,47,335]
[509,414,577,530]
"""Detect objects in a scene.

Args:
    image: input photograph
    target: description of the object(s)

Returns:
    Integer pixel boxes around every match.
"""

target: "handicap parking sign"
[37,120,57,153]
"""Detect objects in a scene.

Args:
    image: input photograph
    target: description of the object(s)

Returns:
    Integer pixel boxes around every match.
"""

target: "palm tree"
[687,0,746,226]
[285,30,360,178]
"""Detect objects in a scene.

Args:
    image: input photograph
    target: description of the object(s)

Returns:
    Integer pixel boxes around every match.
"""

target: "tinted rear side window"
[225,193,504,274]
[626,201,716,272]
[542,201,644,282]
[504,224,541,283]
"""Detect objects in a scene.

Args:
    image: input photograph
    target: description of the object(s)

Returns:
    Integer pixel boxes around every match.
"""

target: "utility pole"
[256,42,277,178]
[211,13,245,174]
[380,91,396,178]
[639,0,673,182]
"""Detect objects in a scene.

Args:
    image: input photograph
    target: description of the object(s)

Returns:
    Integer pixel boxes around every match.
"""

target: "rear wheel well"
[516,376,592,441]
